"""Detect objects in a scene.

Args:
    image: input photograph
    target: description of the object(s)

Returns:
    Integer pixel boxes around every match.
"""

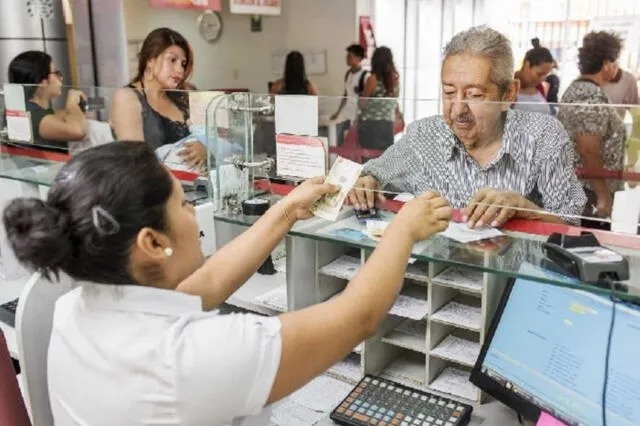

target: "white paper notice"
[3,83,26,110]
[275,134,327,178]
[6,111,32,143]
[312,156,363,221]
[611,188,640,235]
[275,95,318,136]
[440,222,504,243]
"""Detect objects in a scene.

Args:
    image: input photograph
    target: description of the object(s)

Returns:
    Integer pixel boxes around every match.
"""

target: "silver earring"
[164,247,173,258]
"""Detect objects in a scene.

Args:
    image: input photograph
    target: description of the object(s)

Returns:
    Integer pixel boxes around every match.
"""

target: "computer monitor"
[470,268,640,426]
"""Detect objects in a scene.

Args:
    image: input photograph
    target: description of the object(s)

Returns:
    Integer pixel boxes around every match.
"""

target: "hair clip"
[92,206,120,236]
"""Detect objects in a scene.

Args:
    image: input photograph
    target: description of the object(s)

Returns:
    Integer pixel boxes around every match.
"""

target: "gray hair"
[443,26,514,94]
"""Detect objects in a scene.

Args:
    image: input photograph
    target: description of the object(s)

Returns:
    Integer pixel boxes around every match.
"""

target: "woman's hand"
[65,89,86,111]
[391,191,452,242]
[281,176,340,221]
[179,141,207,171]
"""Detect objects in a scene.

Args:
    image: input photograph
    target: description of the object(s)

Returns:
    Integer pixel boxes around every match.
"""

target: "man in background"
[331,44,369,124]
[603,68,639,118]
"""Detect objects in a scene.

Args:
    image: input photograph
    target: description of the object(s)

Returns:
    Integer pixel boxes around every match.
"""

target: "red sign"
[359,16,376,60]
[149,0,221,10]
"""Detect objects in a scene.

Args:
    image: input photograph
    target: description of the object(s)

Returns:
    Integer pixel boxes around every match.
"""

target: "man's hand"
[463,188,531,228]
[595,191,613,218]
[347,175,386,210]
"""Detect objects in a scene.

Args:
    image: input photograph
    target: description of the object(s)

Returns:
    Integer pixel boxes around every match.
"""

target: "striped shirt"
[362,109,586,223]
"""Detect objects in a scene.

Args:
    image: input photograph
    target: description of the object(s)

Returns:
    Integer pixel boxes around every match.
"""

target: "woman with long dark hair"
[8,51,87,152]
[110,28,205,168]
[514,38,555,114]
[358,46,400,151]
[3,142,450,425]
[270,51,318,95]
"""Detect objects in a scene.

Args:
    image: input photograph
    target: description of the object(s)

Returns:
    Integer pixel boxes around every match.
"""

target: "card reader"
[542,232,629,290]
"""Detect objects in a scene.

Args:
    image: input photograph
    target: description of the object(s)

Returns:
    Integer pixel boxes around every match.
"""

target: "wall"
[123,0,358,97]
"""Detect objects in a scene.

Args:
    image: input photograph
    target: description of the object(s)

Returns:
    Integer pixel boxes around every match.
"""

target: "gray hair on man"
[443,25,514,94]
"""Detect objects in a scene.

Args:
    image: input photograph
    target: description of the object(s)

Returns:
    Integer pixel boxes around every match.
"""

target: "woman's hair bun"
[531,38,541,48]
[2,198,72,278]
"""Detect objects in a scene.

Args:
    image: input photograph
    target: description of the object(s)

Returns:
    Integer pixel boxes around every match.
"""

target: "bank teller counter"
[208,94,640,425]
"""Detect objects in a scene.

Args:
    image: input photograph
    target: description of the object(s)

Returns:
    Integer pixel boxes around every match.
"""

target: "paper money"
[312,156,363,221]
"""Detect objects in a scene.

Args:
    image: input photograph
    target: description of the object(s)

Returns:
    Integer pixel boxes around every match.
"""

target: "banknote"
[312,156,363,221]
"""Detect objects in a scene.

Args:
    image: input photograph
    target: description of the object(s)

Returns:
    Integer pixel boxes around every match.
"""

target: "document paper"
[275,95,318,136]
[275,134,328,179]
[439,222,504,243]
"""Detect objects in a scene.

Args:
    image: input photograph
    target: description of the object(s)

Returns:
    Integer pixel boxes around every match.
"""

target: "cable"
[601,276,617,426]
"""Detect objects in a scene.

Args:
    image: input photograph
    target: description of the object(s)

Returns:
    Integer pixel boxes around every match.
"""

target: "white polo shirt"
[47,284,282,426]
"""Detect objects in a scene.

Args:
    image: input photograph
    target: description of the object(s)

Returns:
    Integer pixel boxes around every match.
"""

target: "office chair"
[16,272,74,426]
[0,329,31,426]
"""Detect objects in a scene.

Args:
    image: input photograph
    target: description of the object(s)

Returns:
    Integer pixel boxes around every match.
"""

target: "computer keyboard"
[0,298,19,328]
[331,375,472,426]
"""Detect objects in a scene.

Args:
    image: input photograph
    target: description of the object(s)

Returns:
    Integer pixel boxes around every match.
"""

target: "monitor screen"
[471,272,640,426]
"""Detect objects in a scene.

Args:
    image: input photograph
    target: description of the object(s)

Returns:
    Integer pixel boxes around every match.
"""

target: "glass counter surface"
[215,205,640,303]
[0,152,62,186]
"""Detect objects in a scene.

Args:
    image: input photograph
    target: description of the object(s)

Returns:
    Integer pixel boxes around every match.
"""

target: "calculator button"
[388,386,395,390]
[365,377,371,382]
[370,420,378,425]
[438,400,446,406]
[418,414,425,420]
[363,403,371,409]
[372,405,379,411]
[420,396,427,401]
[367,410,375,416]
[435,420,444,425]
[422,423,431,426]
[429,398,437,404]
[452,411,461,417]
[373,379,380,385]
[354,413,370,422]
[406,416,413,422]
[456,406,465,411]
[381,383,387,388]
[445,423,454,426]
[401,422,409,426]
[346,410,354,416]
[447,403,455,409]
[413,420,421,425]
[404,390,411,396]
[449,417,457,423]
[412,393,419,398]
[384,416,392,422]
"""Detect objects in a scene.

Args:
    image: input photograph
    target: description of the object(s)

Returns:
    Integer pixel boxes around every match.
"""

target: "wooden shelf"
[430,335,481,367]
[429,366,478,402]
[382,318,427,354]
[431,300,481,332]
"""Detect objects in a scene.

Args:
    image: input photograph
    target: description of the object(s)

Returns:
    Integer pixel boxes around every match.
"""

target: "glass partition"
[207,92,640,302]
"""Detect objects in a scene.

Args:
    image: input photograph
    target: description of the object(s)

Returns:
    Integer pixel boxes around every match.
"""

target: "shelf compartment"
[382,318,427,354]
[228,271,287,315]
[326,353,362,385]
[404,262,430,284]
[380,350,426,388]
[429,366,478,402]
[431,300,481,332]
[389,285,428,320]
[430,335,480,367]
[318,255,361,280]
[254,284,288,313]
[432,266,483,294]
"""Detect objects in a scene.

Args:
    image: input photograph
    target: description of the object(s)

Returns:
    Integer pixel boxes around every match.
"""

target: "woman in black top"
[110,28,205,169]
[269,51,318,95]
[8,51,87,153]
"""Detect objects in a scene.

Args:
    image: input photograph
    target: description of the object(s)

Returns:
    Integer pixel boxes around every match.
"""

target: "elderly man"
[348,26,586,227]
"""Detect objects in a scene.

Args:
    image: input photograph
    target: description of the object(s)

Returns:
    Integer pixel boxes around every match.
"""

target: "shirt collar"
[79,282,203,316]
[441,110,524,164]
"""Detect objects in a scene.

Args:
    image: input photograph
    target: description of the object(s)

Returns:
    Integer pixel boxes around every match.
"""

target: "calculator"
[330,375,473,426]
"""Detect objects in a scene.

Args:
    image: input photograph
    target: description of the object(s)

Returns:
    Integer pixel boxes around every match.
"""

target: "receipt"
[312,156,363,221]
